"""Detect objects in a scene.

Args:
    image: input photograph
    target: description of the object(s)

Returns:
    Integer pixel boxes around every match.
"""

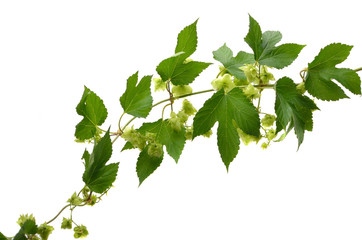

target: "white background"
[1,1,362,239]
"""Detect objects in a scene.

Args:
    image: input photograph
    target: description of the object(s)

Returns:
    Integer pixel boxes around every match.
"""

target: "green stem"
[118,112,125,131]
[354,67,362,72]
[46,204,71,224]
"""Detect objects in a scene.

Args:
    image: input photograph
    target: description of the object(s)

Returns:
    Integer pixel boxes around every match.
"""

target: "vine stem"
[46,204,71,224]
[354,67,362,72]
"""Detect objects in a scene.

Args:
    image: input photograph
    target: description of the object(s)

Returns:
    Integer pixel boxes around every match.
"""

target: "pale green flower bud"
[233,77,249,86]
[261,114,276,128]
[153,77,167,92]
[202,129,213,138]
[237,128,259,145]
[239,64,259,83]
[147,143,163,158]
[38,223,54,240]
[266,129,276,141]
[169,112,182,132]
[67,192,83,206]
[121,126,146,150]
[171,85,193,97]
[185,127,193,140]
[73,225,89,239]
[145,132,156,143]
[211,74,236,92]
[182,99,197,116]
[177,110,189,123]
[61,218,72,229]
[261,142,269,150]
[296,82,306,94]
[242,84,261,99]
[17,214,36,227]
[260,66,275,84]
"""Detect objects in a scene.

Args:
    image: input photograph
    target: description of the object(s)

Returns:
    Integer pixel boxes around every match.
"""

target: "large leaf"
[82,130,119,193]
[305,43,361,101]
[275,77,318,147]
[120,72,153,118]
[75,86,108,140]
[244,15,304,69]
[0,232,7,240]
[13,220,38,240]
[213,44,254,79]
[193,88,260,169]
[156,20,211,85]
[136,145,164,186]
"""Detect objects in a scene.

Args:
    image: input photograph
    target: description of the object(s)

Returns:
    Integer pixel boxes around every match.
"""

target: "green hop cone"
[261,142,269,150]
[17,213,36,227]
[87,194,98,206]
[202,129,213,138]
[296,81,306,94]
[177,110,189,123]
[145,131,156,143]
[61,218,72,230]
[239,64,259,83]
[182,99,197,116]
[37,223,54,240]
[147,142,163,158]
[169,112,183,132]
[242,84,261,99]
[122,126,146,150]
[81,187,90,200]
[153,77,167,92]
[259,65,275,84]
[261,114,276,128]
[171,85,193,97]
[266,129,276,141]
[185,127,193,140]
[67,192,83,206]
[211,74,236,93]
[73,225,89,239]
[233,77,249,86]
[237,128,259,145]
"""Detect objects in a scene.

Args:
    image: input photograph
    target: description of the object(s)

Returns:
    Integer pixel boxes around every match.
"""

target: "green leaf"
[138,119,186,162]
[156,54,211,85]
[193,88,260,169]
[305,43,361,101]
[82,130,119,193]
[75,86,108,140]
[244,15,263,60]
[175,19,198,58]
[258,44,305,69]
[275,77,318,147]
[136,145,164,185]
[244,15,304,69]
[120,72,153,118]
[156,20,211,85]
[213,44,254,79]
[0,232,7,240]
[13,220,38,240]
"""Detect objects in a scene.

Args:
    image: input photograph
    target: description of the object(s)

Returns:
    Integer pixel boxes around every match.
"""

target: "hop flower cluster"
[239,64,275,84]
[211,74,236,93]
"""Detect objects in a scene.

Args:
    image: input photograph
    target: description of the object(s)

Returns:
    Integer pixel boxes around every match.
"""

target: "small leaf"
[82,130,119,193]
[193,88,260,169]
[120,72,153,118]
[0,232,7,240]
[168,61,211,85]
[75,86,108,140]
[175,19,198,58]
[213,44,254,79]
[244,15,304,69]
[305,43,361,101]
[137,145,164,185]
[13,220,38,240]
[275,77,318,147]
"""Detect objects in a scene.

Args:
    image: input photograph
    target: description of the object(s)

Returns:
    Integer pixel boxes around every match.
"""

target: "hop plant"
[242,84,261,99]
[265,129,276,141]
[147,142,163,158]
[259,65,275,84]
[237,128,259,145]
[296,81,306,94]
[171,85,193,97]
[61,217,72,229]
[181,99,197,116]
[153,77,167,92]
[261,114,276,128]
[239,64,259,83]
[37,223,54,240]
[67,192,83,206]
[185,127,193,140]
[211,73,236,92]
[17,213,36,227]
[121,126,146,150]
[169,111,183,132]
[73,225,89,239]
[177,110,189,123]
